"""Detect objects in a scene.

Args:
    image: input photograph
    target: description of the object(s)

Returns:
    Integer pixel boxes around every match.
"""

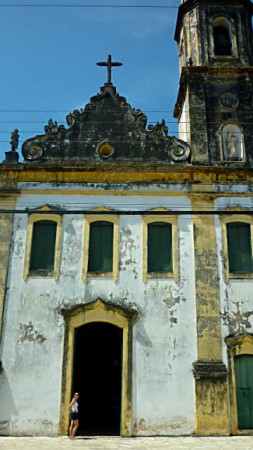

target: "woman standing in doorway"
[69,392,79,439]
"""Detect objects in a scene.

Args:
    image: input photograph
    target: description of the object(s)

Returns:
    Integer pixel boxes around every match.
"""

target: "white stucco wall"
[0,183,197,436]
[215,196,253,365]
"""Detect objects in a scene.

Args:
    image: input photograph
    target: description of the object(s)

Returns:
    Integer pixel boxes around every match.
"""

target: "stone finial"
[3,129,19,163]
[10,129,19,152]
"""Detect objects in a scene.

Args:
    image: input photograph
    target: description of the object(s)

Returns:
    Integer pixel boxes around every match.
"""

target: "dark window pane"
[227,222,252,273]
[30,220,57,271]
[148,222,172,273]
[88,221,113,273]
[214,25,232,56]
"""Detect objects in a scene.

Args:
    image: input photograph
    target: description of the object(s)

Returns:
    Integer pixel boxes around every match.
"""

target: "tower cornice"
[174,65,253,118]
[175,0,253,43]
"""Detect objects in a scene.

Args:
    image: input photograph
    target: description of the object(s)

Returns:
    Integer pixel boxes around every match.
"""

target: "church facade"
[0,0,253,437]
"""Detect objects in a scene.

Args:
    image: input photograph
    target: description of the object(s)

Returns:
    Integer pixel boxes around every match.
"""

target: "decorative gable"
[22,82,190,165]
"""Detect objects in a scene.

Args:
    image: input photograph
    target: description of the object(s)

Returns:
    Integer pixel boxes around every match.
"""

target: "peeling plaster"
[221,301,253,335]
[119,225,138,279]
[17,322,46,344]
[163,285,187,308]
[2,193,196,436]
[162,285,187,327]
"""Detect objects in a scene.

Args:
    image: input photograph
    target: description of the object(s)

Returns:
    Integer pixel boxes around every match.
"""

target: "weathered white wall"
[0,183,197,436]
[215,196,253,365]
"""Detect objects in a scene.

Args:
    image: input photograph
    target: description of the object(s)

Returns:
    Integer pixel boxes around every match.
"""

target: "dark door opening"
[72,322,123,435]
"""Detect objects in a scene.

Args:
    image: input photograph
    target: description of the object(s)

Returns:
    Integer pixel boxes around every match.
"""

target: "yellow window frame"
[142,208,179,282]
[221,214,253,283]
[24,206,62,280]
[82,209,119,283]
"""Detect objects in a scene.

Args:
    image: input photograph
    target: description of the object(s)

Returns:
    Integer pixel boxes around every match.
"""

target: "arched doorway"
[72,322,123,435]
[59,299,136,437]
[226,333,253,434]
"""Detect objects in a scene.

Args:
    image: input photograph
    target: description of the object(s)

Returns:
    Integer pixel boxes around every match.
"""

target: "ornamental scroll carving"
[146,119,169,137]
[44,119,65,134]
[131,108,148,129]
[170,139,191,161]
[25,142,44,160]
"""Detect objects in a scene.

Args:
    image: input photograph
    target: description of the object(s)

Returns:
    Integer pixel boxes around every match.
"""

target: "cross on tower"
[97,54,123,84]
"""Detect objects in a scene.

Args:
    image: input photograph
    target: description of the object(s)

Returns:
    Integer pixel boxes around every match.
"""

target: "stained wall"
[0,182,197,436]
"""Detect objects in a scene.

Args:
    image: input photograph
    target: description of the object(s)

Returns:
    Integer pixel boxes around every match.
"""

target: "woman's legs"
[70,419,79,439]
[69,419,75,438]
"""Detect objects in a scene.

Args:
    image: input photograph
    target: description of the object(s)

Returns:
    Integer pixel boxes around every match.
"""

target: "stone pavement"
[0,436,253,450]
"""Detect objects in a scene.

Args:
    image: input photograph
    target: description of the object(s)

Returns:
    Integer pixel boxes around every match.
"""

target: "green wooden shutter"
[227,222,252,273]
[88,221,113,273]
[235,355,253,429]
[148,222,172,273]
[30,220,57,271]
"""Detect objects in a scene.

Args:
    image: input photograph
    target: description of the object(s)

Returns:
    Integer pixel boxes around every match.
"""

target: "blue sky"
[0,0,180,162]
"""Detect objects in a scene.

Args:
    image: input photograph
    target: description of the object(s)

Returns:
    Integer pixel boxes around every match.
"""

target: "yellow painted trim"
[193,9,200,66]
[191,198,223,361]
[82,211,119,283]
[226,334,253,435]
[221,214,253,283]
[20,189,190,197]
[0,196,17,340]
[59,298,133,437]
[19,189,253,198]
[142,208,179,282]
[192,200,230,436]
[2,165,253,185]
[23,207,62,280]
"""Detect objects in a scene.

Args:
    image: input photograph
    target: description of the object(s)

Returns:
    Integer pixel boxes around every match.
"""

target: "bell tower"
[174,0,253,165]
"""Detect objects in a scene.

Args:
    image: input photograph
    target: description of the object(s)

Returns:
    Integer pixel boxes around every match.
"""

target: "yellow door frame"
[226,333,253,435]
[59,298,136,436]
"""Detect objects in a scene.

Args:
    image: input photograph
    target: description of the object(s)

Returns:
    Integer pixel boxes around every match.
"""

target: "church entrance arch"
[59,299,135,437]
[73,322,123,435]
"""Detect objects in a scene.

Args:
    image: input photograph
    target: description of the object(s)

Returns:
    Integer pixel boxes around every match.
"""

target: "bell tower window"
[213,17,232,56]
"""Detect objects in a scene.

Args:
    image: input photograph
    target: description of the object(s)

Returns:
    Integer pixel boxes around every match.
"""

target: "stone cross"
[97,54,122,84]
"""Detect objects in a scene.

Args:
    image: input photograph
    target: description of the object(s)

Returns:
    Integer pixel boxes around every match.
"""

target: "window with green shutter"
[227,222,253,273]
[148,222,173,273]
[30,220,57,271]
[88,221,113,273]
